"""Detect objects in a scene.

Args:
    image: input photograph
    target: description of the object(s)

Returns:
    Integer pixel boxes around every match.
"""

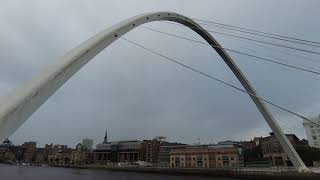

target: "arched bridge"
[0,12,308,171]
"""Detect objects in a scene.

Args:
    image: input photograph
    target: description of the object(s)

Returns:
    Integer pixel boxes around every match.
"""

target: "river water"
[0,164,236,180]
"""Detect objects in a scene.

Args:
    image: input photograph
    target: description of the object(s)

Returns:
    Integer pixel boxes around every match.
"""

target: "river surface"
[0,164,237,180]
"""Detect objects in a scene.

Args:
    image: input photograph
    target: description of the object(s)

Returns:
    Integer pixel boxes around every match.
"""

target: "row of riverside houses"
[0,141,80,165]
[1,131,320,167]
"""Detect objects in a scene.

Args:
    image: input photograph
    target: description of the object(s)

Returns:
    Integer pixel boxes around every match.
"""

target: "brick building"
[170,145,240,168]
[142,138,183,163]
[158,144,189,167]
[260,132,300,166]
[142,139,163,163]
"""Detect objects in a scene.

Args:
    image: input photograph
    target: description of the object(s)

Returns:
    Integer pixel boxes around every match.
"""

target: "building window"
[175,157,181,167]
[222,156,229,167]
[312,136,317,140]
[310,125,314,128]
[231,157,234,160]
[196,155,203,168]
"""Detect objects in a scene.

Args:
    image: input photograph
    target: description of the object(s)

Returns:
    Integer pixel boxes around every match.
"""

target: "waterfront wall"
[54,164,320,180]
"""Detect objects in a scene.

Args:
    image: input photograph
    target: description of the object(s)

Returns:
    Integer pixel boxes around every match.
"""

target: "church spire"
[103,129,108,143]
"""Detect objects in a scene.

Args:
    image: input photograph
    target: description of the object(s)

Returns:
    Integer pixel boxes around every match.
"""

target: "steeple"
[103,129,108,143]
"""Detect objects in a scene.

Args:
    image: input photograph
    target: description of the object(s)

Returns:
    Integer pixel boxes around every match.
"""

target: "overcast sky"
[0,0,320,147]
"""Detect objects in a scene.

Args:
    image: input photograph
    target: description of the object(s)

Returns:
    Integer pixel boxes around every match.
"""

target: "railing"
[89,162,299,172]
[234,166,297,172]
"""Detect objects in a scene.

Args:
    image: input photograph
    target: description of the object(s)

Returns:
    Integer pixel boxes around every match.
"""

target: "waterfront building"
[33,148,47,164]
[142,137,176,163]
[260,132,301,166]
[70,143,90,164]
[239,140,258,150]
[0,146,16,161]
[71,150,90,164]
[0,139,24,162]
[21,142,37,150]
[158,146,171,167]
[218,139,262,151]
[94,131,182,164]
[94,140,144,163]
[158,144,189,167]
[95,129,142,163]
[303,115,320,148]
[81,138,93,150]
[170,145,240,168]
[21,141,37,163]
[44,144,72,165]
[143,139,163,163]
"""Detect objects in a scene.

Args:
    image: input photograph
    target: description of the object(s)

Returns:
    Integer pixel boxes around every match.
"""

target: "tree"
[295,145,320,166]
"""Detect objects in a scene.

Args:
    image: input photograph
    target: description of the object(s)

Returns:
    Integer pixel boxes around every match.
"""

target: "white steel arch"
[0,12,308,171]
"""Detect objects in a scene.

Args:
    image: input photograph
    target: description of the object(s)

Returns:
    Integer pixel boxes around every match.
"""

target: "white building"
[81,138,93,150]
[303,115,320,148]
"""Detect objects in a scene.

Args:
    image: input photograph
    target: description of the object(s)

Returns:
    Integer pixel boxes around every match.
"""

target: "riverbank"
[0,159,16,165]
[0,163,228,180]
[52,164,320,179]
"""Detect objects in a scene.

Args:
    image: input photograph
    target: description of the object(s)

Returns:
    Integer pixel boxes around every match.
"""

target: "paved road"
[0,164,236,180]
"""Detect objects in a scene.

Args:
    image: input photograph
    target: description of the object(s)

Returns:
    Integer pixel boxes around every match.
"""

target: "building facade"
[170,145,240,168]
[158,144,188,167]
[142,139,162,163]
[142,138,183,163]
[0,139,24,162]
[303,115,320,148]
[94,140,144,163]
[260,132,300,166]
[70,143,91,165]
[21,142,37,163]
[81,138,93,150]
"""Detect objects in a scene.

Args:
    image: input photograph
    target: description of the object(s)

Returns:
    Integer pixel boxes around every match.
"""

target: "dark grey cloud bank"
[0,0,319,147]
